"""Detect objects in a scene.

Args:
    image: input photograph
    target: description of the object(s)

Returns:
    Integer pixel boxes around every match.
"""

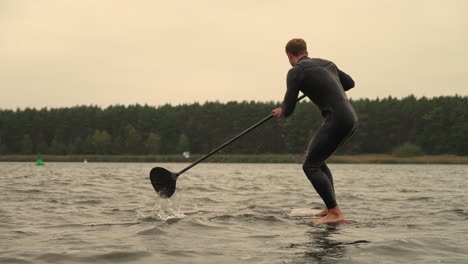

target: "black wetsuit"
[281,56,358,209]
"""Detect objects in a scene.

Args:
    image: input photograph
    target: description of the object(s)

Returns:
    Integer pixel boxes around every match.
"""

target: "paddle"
[150,94,306,198]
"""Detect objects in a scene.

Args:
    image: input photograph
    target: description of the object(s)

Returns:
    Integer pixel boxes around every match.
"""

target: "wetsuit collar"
[297,56,309,62]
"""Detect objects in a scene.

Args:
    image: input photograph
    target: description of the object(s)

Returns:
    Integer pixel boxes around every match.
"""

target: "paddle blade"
[149,167,177,198]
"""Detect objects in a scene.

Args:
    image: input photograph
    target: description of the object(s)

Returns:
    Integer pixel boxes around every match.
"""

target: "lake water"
[1,162,467,264]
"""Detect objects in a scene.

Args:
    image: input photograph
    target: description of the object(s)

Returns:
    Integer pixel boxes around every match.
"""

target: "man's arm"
[337,67,355,91]
[280,66,303,117]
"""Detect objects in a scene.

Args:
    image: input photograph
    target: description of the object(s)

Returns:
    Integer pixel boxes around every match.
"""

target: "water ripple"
[1,163,467,264]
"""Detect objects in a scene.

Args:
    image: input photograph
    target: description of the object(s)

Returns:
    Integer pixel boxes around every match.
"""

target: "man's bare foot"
[315,208,328,217]
[312,206,345,224]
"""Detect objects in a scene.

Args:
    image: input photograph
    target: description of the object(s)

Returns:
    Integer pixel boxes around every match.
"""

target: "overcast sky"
[1,0,467,109]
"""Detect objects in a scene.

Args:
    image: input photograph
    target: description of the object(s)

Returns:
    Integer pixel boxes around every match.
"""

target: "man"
[272,38,358,224]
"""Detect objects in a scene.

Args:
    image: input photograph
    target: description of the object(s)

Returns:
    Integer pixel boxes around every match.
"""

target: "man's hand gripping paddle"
[150,94,306,198]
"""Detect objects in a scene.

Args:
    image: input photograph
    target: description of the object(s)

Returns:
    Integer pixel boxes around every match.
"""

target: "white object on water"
[83,159,88,163]
[182,151,190,158]
[288,208,316,217]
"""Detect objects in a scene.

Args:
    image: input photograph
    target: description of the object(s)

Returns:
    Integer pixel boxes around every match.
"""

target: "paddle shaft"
[176,94,306,176]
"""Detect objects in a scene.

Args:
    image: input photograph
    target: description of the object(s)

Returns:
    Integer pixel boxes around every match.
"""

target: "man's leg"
[315,162,334,217]
[321,162,334,195]
[303,161,337,209]
[303,122,346,224]
[303,123,339,210]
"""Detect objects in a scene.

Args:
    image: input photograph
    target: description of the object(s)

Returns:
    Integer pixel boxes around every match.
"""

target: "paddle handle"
[176,94,306,176]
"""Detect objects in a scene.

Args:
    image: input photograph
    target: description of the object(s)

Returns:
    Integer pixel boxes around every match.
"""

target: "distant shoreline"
[1,154,467,164]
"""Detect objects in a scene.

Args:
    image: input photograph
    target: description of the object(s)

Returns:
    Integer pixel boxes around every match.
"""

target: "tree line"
[0,95,467,156]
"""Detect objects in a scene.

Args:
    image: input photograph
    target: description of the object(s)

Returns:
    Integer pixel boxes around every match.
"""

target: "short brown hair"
[285,38,307,56]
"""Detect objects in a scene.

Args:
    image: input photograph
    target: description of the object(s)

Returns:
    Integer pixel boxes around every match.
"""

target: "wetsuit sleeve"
[281,66,303,118]
[337,67,355,91]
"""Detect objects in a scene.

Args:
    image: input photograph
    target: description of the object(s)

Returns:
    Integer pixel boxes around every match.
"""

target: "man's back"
[282,57,356,122]
[296,57,348,110]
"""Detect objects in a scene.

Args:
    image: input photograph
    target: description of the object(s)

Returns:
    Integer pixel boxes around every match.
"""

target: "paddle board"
[288,208,317,217]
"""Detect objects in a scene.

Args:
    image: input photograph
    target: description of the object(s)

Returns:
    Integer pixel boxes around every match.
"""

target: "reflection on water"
[304,225,345,261]
[287,225,346,263]
[290,225,371,263]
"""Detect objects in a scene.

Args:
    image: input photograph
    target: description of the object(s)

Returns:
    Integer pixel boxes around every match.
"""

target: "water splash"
[136,199,186,222]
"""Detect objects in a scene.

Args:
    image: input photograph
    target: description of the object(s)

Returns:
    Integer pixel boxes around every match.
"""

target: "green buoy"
[36,153,44,166]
